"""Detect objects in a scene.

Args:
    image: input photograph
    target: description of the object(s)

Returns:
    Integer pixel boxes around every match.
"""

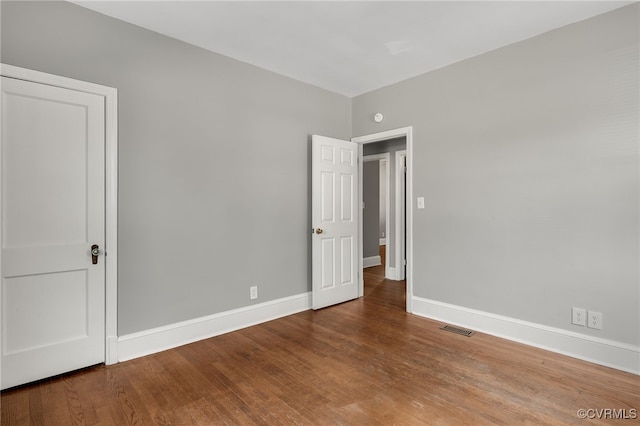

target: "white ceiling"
[73,1,633,97]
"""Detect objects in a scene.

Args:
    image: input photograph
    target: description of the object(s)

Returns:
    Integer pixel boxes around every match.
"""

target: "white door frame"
[395,150,407,281]
[363,153,390,275]
[0,64,119,364]
[352,127,413,313]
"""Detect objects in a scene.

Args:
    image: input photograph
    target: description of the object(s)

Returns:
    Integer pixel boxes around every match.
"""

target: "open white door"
[312,135,359,309]
[1,76,106,389]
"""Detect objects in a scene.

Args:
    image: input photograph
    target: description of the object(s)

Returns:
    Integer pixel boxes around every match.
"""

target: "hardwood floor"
[2,258,638,425]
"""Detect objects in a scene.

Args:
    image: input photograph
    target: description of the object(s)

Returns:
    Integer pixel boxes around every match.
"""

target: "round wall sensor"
[374,113,384,123]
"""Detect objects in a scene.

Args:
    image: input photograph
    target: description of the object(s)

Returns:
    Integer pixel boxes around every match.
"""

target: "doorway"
[353,127,413,313]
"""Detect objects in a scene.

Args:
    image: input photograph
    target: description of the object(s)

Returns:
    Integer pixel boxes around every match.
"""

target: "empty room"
[1,1,638,424]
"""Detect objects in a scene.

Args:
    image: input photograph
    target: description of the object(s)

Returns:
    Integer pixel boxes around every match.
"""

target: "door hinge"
[403,259,407,266]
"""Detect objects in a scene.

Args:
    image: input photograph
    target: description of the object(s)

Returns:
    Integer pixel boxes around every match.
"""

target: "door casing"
[0,63,119,364]
[352,127,413,313]
[395,150,407,281]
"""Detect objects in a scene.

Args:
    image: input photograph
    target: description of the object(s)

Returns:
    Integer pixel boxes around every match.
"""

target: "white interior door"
[312,135,359,309]
[1,76,106,390]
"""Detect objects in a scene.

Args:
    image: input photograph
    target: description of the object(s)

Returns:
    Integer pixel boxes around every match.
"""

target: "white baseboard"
[363,255,381,268]
[117,292,312,362]
[386,266,402,281]
[412,296,640,375]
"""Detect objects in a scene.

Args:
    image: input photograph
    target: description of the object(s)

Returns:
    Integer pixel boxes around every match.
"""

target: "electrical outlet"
[572,307,586,326]
[250,286,258,300]
[587,311,603,330]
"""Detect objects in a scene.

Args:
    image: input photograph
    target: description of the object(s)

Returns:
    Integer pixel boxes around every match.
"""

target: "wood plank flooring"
[2,257,639,425]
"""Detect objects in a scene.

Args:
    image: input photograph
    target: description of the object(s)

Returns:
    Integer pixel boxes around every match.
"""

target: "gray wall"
[1,1,351,335]
[363,161,380,260]
[353,4,639,346]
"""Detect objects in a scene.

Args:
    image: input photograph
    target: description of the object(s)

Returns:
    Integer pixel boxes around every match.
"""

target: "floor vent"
[441,325,474,337]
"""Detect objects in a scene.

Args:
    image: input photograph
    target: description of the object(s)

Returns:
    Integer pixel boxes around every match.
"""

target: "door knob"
[91,244,100,265]
[315,228,323,234]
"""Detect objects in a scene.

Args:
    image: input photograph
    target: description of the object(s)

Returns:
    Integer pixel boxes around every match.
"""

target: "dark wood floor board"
[181,396,228,426]
[105,362,155,425]
[238,323,377,404]
[41,378,74,425]
[63,375,93,425]
[1,389,28,425]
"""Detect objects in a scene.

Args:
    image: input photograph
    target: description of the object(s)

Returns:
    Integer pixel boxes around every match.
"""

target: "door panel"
[312,135,359,309]
[340,236,354,284]
[3,271,89,354]
[1,76,105,389]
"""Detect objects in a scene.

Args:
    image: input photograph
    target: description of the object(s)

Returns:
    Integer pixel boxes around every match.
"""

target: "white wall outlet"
[587,311,603,330]
[571,307,586,326]
[417,197,425,209]
[250,286,258,300]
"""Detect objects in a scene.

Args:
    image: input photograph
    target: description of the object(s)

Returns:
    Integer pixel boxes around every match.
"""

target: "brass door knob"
[315,228,323,234]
